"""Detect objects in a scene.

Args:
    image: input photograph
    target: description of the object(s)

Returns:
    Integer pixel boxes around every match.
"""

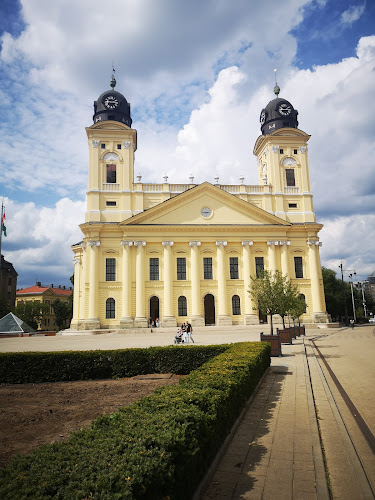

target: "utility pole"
[339,262,349,326]
[348,273,357,322]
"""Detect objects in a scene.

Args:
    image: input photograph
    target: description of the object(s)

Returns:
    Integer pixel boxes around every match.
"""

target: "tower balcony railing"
[133,183,272,195]
[103,183,120,191]
[284,186,299,194]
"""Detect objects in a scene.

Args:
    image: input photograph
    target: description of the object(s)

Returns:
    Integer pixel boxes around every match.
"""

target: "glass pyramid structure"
[0,312,35,334]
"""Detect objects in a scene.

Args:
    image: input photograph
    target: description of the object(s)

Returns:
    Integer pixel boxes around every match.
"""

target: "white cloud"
[3,198,85,288]
[340,4,366,26]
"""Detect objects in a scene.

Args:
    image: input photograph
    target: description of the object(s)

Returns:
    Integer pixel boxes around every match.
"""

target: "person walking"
[185,321,194,343]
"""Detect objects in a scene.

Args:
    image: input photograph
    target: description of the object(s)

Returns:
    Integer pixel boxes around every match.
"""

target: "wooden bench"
[260,332,282,356]
[277,327,293,344]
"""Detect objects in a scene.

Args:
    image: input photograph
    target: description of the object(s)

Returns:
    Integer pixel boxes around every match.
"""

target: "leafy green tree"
[52,298,73,331]
[289,294,307,327]
[0,296,10,318]
[13,301,49,330]
[322,267,353,322]
[249,270,289,334]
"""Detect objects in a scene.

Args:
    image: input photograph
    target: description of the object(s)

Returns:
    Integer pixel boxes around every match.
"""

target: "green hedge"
[0,342,270,499]
[0,345,229,384]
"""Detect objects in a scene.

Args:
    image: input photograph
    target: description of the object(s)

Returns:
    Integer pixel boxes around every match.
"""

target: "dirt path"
[0,374,182,467]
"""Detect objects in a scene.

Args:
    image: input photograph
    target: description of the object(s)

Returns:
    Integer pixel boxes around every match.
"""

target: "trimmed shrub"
[0,345,229,384]
[0,342,270,499]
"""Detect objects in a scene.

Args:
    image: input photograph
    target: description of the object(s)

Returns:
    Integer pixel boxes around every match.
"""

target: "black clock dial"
[260,109,267,125]
[277,102,292,116]
[104,95,119,109]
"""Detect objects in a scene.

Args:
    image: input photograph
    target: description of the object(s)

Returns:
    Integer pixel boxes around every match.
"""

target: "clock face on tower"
[201,207,212,218]
[260,109,267,125]
[276,102,292,116]
[103,95,119,109]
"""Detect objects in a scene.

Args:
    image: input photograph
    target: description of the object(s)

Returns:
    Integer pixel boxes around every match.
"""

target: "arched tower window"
[106,298,115,319]
[178,296,187,317]
[232,295,241,315]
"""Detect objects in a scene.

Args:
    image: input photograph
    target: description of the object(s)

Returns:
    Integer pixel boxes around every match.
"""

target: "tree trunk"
[270,314,274,335]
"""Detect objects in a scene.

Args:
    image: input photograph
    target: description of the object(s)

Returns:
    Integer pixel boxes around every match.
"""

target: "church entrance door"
[150,296,159,324]
[259,310,268,324]
[204,294,215,325]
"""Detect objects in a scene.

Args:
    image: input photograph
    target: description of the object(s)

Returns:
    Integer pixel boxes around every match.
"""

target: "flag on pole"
[2,210,6,237]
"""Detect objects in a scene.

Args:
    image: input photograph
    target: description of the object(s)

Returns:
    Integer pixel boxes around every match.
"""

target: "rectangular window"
[150,258,159,280]
[230,257,239,279]
[279,148,284,154]
[106,164,116,183]
[232,295,241,315]
[106,201,116,206]
[294,256,304,278]
[288,203,297,208]
[101,143,106,149]
[255,257,264,278]
[203,257,213,279]
[106,258,116,281]
[177,257,186,280]
[286,169,295,187]
[294,149,298,154]
[117,144,122,149]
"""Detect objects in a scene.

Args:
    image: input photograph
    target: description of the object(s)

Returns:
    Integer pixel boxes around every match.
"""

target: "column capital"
[121,240,133,247]
[123,141,131,149]
[80,242,86,250]
[267,240,279,246]
[216,241,227,247]
[242,241,253,247]
[307,239,322,247]
[134,241,146,247]
[162,241,174,247]
[88,240,100,247]
[189,241,201,247]
[279,240,290,246]
[92,140,100,148]
[73,257,81,265]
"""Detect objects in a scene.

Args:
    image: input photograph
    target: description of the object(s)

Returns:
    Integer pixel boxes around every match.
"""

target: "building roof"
[17,284,72,297]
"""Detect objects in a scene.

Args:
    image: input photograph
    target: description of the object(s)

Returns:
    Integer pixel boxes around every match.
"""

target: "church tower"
[85,74,137,224]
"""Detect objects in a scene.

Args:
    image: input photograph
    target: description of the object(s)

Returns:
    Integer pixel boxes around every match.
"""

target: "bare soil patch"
[0,374,183,467]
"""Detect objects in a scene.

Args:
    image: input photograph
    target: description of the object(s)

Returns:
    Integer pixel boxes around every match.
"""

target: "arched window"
[299,294,307,313]
[178,296,187,317]
[232,295,241,315]
[106,298,115,319]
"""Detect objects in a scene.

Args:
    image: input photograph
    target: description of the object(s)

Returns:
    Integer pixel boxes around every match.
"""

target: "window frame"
[177,257,186,280]
[255,257,264,278]
[106,258,116,281]
[106,297,115,319]
[106,163,116,183]
[232,295,241,315]
[203,257,213,280]
[285,168,295,187]
[229,257,239,280]
[178,296,187,317]
[149,258,159,281]
[294,256,304,279]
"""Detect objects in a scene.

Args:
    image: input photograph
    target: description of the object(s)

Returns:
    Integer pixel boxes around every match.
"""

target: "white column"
[189,241,204,327]
[120,241,133,328]
[267,241,277,273]
[134,241,148,327]
[87,240,100,329]
[280,240,290,277]
[307,240,328,323]
[70,256,81,329]
[216,241,232,326]
[79,243,86,324]
[162,241,176,327]
[242,241,258,324]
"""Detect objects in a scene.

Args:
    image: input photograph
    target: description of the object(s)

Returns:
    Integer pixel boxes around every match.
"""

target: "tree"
[249,270,289,334]
[13,301,49,330]
[52,298,73,331]
[289,294,307,327]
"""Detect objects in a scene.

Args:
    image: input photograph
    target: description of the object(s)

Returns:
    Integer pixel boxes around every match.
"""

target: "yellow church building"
[70,75,328,330]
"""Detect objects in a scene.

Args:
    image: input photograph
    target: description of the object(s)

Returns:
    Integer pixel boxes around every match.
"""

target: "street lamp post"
[339,263,349,326]
[348,273,357,322]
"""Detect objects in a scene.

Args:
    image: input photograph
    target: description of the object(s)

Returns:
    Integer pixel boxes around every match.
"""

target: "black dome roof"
[260,97,298,135]
[93,88,132,127]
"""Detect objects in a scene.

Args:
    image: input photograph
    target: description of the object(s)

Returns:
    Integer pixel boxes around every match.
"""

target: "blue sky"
[0,0,374,288]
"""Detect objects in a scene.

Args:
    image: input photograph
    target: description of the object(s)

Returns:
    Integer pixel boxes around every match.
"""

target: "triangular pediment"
[120,182,290,227]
